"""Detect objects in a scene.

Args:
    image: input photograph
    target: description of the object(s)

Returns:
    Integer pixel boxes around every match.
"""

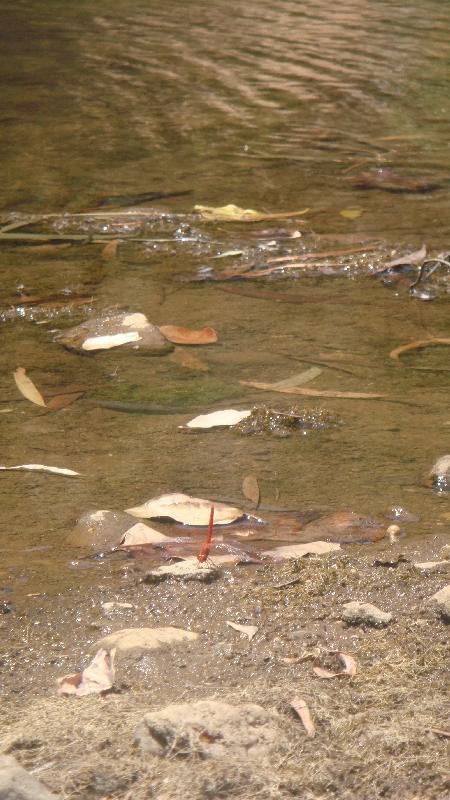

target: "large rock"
[0,755,60,799]
[95,626,198,654]
[57,311,171,355]
[135,700,286,760]
[342,601,393,627]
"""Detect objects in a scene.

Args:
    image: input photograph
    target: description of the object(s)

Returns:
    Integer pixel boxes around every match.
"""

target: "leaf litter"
[57,648,116,697]
[289,697,315,737]
[226,621,258,640]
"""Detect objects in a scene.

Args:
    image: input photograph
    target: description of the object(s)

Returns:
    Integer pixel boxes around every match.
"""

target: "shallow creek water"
[1,0,449,602]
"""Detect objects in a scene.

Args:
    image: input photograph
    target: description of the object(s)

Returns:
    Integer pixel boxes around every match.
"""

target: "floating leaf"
[240,380,385,400]
[186,409,251,429]
[339,208,363,220]
[313,651,357,679]
[0,464,80,476]
[390,337,450,360]
[82,332,142,351]
[95,626,198,653]
[125,492,245,525]
[13,367,46,407]
[194,204,309,223]
[242,474,260,507]
[263,541,341,560]
[289,697,315,737]
[119,522,172,547]
[57,648,115,696]
[226,621,258,640]
[159,325,218,345]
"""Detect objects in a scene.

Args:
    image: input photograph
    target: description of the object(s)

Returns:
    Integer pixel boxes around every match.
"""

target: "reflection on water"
[0,0,449,598]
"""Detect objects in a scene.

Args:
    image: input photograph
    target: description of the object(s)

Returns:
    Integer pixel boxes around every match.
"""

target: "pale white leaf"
[57,648,116,696]
[226,621,258,640]
[290,696,315,737]
[82,331,141,351]
[186,409,251,429]
[271,367,322,389]
[263,541,341,560]
[119,522,172,546]
[125,492,244,525]
[0,464,80,476]
[13,367,46,407]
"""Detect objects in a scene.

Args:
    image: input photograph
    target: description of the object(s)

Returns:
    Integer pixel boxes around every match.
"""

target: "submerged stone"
[57,311,171,355]
[234,405,340,437]
[430,455,450,493]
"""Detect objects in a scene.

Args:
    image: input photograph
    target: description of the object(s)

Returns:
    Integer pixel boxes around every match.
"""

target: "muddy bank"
[1,534,449,800]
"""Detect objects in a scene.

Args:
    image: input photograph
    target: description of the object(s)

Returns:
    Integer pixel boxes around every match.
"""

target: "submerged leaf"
[0,464,80,476]
[170,348,209,371]
[159,325,218,345]
[390,337,450,360]
[242,474,260,507]
[226,621,258,640]
[384,244,427,268]
[339,208,363,220]
[58,648,116,696]
[270,367,322,389]
[125,492,245,525]
[45,391,84,411]
[194,203,309,223]
[119,522,172,547]
[240,380,384,400]
[101,239,119,259]
[186,409,251,429]
[13,367,46,407]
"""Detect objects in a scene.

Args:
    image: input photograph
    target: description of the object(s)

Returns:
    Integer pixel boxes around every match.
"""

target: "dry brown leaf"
[13,367,46,407]
[240,380,384,400]
[242,474,260,507]
[290,697,315,737]
[226,621,258,640]
[101,239,119,259]
[159,325,218,345]
[57,648,116,696]
[313,651,357,679]
[390,337,450,360]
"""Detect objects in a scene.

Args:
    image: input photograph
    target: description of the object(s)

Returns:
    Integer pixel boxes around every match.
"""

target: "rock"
[0,755,60,799]
[342,601,393,627]
[263,541,340,560]
[429,455,450,492]
[440,544,450,560]
[143,558,220,583]
[95,626,198,654]
[301,511,385,543]
[135,700,286,760]
[430,584,450,621]
[68,509,138,549]
[57,311,171,355]
[414,561,450,574]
